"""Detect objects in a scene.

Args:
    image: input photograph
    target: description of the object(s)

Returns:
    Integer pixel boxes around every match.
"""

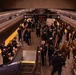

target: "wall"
[0,0,76,10]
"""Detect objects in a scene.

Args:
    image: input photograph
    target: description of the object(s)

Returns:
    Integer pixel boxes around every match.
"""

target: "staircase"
[17,63,35,75]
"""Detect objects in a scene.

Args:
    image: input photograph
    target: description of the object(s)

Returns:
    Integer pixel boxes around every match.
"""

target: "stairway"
[17,63,35,75]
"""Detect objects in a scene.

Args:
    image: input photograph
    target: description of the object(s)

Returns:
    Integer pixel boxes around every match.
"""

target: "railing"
[0,62,20,75]
[0,46,41,75]
[0,45,23,75]
[7,46,23,64]
[34,46,41,75]
[30,47,39,75]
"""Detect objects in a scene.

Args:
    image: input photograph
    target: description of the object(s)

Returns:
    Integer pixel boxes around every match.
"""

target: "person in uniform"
[40,40,47,66]
[2,46,9,64]
[51,52,65,75]
[48,45,54,66]
[72,29,76,41]
[17,28,22,41]
[36,24,40,37]
[12,38,17,48]
[0,41,5,57]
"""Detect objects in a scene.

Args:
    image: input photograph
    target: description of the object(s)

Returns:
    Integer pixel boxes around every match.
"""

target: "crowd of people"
[0,37,20,65]
[17,20,35,45]
[37,20,76,75]
[17,19,76,68]
[0,17,76,75]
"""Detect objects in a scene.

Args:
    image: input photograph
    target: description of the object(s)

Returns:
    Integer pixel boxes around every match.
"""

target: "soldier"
[2,46,9,64]
[48,45,54,66]
[36,24,41,37]
[61,41,69,61]
[51,51,65,75]
[7,41,13,55]
[40,40,47,66]
[17,28,22,41]
[0,41,5,57]
[12,37,17,48]
[66,26,71,41]
[27,29,31,45]
[47,37,53,47]
[72,29,76,41]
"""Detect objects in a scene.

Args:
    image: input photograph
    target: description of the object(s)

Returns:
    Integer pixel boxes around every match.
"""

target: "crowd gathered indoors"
[0,37,20,65]
[0,17,76,75]
[17,18,76,64]
[0,19,35,65]
[37,20,76,75]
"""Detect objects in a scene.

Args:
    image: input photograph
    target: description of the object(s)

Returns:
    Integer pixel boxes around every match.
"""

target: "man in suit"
[51,51,65,75]
[48,45,54,66]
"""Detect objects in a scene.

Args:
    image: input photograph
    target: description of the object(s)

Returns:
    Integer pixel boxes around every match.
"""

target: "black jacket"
[52,55,65,70]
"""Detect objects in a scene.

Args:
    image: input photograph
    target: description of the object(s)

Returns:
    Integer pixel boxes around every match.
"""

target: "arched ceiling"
[0,0,76,10]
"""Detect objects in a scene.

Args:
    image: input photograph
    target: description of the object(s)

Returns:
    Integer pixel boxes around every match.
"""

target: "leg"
[67,52,70,59]
[48,56,50,66]
[41,55,45,66]
[51,68,56,75]
[58,69,62,75]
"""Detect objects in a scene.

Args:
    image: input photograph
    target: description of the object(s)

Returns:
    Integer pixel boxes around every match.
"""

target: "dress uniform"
[40,44,47,66]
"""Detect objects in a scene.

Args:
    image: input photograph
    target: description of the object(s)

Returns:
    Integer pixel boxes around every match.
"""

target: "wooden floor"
[22,29,73,75]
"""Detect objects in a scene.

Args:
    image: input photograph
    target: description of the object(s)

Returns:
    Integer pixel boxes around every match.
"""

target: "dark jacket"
[52,55,65,70]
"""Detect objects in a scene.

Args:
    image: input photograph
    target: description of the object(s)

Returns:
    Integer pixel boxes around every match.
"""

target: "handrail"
[16,62,22,75]
[7,46,22,64]
[0,46,40,75]
[12,46,23,63]
[0,61,20,75]
[30,47,39,75]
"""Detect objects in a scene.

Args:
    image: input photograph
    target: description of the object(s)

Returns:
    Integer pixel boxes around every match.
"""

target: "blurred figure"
[47,37,53,47]
[7,41,13,55]
[57,30,62,46]
[51,52,65,75]
[2,46,9,64]
[27,29,31,45]
[48,45,54,66]
[66,26,71,41]
[17,28,22,41]
[61,41,69,61]
[12,37,17,48]
[72,46,76,59]
[40,40,47,66]
[72,29,76,41]
[0,41,5,56]
[36,24,40,37]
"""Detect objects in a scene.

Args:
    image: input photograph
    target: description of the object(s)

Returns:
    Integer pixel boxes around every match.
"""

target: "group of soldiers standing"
[37,20,76,75]
[17,18,76,75]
